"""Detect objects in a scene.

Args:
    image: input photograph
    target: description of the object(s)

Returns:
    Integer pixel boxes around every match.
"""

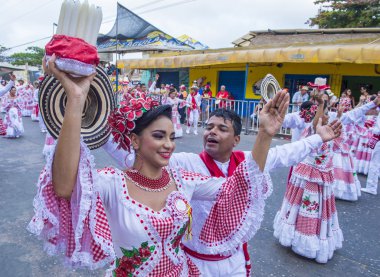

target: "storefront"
[119,43,380,101]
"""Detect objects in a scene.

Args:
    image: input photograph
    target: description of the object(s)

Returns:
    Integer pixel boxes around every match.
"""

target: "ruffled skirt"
[3,107,24,138]
[332,151,361,201]
[273,163,343,263]
[0,118,6,135]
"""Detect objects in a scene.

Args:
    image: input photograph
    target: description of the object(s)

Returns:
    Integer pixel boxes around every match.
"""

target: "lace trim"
[27,139,116,270]
[45,55,96,77]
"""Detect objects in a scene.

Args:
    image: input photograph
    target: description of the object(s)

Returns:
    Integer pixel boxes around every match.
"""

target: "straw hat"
[39,66,116,149]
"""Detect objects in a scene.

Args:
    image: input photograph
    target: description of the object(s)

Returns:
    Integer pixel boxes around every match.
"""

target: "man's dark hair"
[300,101,313,110]
[209,109,242,136]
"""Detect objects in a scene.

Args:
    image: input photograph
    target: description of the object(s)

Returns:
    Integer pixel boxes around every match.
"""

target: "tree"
[307,0,380,28]
[10,46,44,67]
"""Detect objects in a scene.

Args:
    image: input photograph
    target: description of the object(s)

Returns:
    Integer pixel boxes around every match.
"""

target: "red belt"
[182,242,251,274]
[182,245,232,261]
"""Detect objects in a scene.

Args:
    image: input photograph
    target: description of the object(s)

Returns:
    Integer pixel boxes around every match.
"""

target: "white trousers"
[365,142,380,192]
[188,247,247,277]
[187,109,199,130]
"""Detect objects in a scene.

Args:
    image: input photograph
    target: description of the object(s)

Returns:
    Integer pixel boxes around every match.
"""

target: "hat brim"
[39,66,116,149]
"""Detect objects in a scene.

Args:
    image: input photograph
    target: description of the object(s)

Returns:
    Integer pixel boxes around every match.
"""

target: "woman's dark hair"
[369,94,376,101]
[132,105,172,135]
[300,101,313,110]
[209,108,242,136]
[10,86,16,91]
[169,88,176,94]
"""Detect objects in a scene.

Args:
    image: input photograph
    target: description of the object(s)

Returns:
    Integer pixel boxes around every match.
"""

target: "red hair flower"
[108,96,161,151]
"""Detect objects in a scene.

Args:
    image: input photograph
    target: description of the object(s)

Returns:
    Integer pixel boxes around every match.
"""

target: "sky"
[0,0,320,56]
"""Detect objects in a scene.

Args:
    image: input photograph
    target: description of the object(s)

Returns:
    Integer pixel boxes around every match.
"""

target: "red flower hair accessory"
[108,97,160,150]
[299,104,318,123]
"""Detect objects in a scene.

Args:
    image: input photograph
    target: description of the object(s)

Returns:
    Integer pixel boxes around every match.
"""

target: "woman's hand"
[316,118,342,142]
[258,90,289,137]
[43,54,95,105]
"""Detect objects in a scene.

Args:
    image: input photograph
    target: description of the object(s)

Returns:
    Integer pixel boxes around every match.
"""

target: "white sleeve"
[102,135,135,169]
[0,80,14,97]
[282,112,304,129]
[340,101,376,124]
[264,134,323,172]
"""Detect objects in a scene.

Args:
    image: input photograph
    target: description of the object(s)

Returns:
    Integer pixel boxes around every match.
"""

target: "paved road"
[0,117,379,277]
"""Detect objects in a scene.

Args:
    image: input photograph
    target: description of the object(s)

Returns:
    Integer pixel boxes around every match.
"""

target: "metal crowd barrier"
[198,98,300,137]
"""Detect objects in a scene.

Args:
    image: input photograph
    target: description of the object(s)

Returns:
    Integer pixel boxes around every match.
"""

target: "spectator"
[178,85,188,124]
[343,88,356,107]
[216,85,229,108]
[292,86,309,112]
[201,85,213,122]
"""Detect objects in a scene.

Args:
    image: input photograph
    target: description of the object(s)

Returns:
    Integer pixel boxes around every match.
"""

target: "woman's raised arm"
[44,54,95,198]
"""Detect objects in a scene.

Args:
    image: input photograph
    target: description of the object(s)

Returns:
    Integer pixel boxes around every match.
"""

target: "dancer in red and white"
[163,88,188,138]
[362,102,380,195]
[3,86,24,138]
[352,95,379,175]
[186,86,202,135]
[29,55,284,276]
[31,81,40,122]
[0,74,16,136]
[274,94,344,264]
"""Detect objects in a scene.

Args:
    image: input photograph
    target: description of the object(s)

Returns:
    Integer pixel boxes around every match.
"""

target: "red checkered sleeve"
[27,141,115,269]
[173,154,272,255]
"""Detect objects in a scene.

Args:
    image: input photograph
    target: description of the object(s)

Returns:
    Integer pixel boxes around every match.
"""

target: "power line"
[102,0,196,25]
[101,0,167,22]
[7,36,51,50]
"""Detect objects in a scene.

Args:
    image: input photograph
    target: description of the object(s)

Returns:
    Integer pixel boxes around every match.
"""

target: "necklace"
[124,168,173,192]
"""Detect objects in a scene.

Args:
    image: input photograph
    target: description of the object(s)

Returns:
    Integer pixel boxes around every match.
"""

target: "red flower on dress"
[303,199,311,206]
[115,257,135,276]
[139,246,151,258]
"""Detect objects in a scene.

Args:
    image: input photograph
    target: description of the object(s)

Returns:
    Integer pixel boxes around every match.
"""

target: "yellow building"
[119,28,380,101]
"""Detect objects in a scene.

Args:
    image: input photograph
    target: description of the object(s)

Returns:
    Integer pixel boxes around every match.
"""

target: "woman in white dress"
[28,54,289,276]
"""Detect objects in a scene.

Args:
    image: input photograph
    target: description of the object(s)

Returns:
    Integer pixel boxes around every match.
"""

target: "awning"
[118,44,380,69]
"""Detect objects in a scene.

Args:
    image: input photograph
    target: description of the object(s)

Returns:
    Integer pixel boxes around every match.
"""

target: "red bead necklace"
[124,168,172,192]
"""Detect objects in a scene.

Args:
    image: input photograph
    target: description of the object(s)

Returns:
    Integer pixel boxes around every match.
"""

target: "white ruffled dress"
[28,142,269,276]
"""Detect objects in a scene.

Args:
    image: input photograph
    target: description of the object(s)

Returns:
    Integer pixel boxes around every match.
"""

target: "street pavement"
[0,117,379,277]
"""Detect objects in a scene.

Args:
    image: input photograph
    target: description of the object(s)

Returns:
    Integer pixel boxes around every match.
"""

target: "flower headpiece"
[108,96,160,151]
[299,104,318,123]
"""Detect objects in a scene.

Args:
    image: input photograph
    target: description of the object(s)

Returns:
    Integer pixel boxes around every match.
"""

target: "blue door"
[218,71,246,100]
[157,71,180,89]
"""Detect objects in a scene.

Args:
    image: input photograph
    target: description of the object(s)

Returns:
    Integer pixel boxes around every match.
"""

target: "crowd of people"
[115,73,237,137]
[1,63,379,276]
[0,73,55,157]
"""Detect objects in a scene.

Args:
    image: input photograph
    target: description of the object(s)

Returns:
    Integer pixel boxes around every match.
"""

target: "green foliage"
[10,46,44,66]
[307,0,380,28]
